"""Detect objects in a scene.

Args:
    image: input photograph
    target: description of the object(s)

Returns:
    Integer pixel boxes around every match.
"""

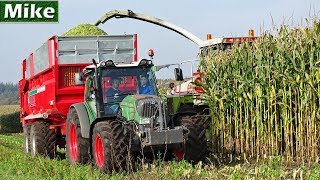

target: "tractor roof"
[83,59,153,73]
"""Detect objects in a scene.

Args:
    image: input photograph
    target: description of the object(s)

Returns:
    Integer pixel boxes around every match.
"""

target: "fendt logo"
[0,0,58,23]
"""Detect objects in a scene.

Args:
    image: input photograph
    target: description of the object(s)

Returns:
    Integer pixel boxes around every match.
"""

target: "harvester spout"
[95,10,204,46]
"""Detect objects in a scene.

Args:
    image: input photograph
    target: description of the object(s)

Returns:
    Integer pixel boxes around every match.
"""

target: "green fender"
[69,103,90,138]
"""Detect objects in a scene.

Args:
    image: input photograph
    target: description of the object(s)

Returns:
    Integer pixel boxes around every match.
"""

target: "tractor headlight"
[140,117,151,124]
[101,62,106,66]
[106,60,115,66]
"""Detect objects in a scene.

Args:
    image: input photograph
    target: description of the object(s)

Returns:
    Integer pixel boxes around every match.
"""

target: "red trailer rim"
[94,134,105,168]
[69,123,78,162]
[172,149,185,161]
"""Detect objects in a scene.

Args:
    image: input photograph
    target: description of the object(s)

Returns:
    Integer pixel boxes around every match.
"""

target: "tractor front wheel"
[92,121,130,173]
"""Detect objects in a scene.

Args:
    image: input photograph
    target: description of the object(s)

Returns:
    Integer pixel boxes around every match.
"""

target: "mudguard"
[70,103,90,138]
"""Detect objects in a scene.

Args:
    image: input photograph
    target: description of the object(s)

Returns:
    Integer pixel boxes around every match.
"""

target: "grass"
[0,134,118,180]
[1,133,320,179]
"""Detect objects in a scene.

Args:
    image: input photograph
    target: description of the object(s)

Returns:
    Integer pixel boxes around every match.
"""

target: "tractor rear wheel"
[30,121,56,158]
[23,123,32,153]
[92,121,130,173]
[66,108,90,164]
[173,115,207,163]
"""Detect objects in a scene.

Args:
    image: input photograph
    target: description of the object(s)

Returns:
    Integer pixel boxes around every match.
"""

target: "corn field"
[201,21,320,162]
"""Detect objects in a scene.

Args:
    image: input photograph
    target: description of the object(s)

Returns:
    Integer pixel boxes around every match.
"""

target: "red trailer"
[19,34,138,156]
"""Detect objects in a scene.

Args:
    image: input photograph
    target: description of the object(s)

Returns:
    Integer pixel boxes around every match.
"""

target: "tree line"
[0,82,18,105]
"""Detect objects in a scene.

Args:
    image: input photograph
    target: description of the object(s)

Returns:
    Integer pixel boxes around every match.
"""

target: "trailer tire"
[92,120,130,173]
[66,108,90,164]
[46,128,56,158]
[173,115,207,163]
[30,121,56,158]
[23,123,32,153]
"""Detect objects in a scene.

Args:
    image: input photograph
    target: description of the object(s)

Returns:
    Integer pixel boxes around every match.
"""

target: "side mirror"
[174,68,184,81]
[75,73,84,85]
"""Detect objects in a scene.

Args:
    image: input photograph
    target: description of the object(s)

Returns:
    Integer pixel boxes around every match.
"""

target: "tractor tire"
[92,120,130,173]
[66,108,90,164]
[23,123,32,153]
[30,121,56,158]
[173,115,207,164]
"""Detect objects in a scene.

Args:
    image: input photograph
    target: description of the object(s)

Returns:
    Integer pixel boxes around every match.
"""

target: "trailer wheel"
[23,123,32,153]
[92,121,130,173]
[173,115,207,163]
[30,121,56,158]
[66,108,90,164]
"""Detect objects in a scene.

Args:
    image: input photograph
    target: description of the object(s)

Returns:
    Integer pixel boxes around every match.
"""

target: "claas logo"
[0,0,58,23]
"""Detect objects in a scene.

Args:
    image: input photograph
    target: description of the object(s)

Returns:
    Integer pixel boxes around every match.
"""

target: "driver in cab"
[106,77,122,103]
[139,74,155,95]
[105,77,124,114]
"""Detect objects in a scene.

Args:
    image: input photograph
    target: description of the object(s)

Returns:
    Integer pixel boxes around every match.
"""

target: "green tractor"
[66,58,208,173]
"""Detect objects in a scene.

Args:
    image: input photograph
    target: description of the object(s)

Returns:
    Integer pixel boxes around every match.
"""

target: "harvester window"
[199,44,221,57]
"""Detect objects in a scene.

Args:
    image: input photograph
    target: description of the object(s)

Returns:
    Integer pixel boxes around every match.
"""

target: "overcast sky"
[0,0,320,82]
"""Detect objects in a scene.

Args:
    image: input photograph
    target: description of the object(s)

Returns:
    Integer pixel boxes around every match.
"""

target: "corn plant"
[200,20,320,162]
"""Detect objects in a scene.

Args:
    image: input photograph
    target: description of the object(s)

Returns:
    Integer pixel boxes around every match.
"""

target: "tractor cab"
[82,59,158,118]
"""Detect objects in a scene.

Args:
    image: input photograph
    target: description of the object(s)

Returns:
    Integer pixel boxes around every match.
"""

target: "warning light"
[206,34,212,40]
[148,49,154,59]
[249,29,254,37]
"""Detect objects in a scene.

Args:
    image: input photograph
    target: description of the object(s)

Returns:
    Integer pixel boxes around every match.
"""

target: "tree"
[0,82,18,105]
